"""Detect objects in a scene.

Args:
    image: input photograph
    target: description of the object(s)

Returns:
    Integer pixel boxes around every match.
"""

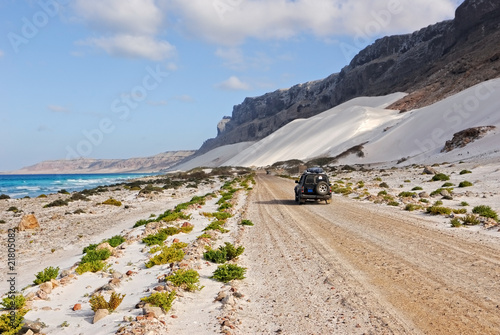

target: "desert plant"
[212,264,246,283]
[197,233,212,240]
[75,260,109,274]
[434,200,443,206]
[419,199,429,203]
[379,182,389,188]
[165,269,203,292]
[204,243,245,264]
[89,292,125,312]
[240,219,254,226]
[404,204,420,211]
[411,186,423,191]
[430,188,453,197]
[398,191,416,197]
[0,194,10,200]
[377,190,388,196]
[426,206,452,215]
[33,266,60,285]
[107,235,126,247]
[43,199,69,208]
[83,243,98,254]
[141,291,176,312]
[102,198,122,206]
[461,214,481,225]
[459,170,472,175]
[458,181,473,188]
[387,201,400,206]
[432,173,450,181]
[145,243,187,268]
[203,221,229,233]
[81,249,111,264]
[1,295,26,310]
[472,205,498,221]
[460,201,469,206]
[452,208,467,214]
[442,182,454,187]
[0,308,28,335]
[450,218,462,228]
[202,212,232,220]
[142,227,180,246]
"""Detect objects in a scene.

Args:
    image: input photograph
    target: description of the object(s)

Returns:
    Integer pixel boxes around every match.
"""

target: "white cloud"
[216,76,250,90]
[81,34,176,61]
[74,0,162,35]
[0,50,4,58]
[167,0,457,45]
[47,105,70,114]
[173,94,195,103]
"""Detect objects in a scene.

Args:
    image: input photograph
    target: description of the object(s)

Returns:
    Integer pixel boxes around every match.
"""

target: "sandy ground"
[1,160,499,334]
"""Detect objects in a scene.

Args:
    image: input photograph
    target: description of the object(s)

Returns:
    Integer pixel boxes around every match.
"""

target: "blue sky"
[0,0,462,171]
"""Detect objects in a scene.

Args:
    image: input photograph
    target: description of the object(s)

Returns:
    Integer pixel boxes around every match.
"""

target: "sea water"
[0,173,155,198]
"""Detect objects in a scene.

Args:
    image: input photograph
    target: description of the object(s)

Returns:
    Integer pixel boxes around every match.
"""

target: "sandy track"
[235,174,500,334]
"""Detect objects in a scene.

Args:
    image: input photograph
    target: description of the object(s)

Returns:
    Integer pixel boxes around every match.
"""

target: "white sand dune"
[187,79,500,168]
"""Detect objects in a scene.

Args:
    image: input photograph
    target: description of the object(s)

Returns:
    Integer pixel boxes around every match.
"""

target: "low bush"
[442,182,454,187]
[0,194,10,200]
[83,243,98,254]
[419,199,429,203]
[165,269,203,292]
[430,188,453,197]
[33,266,59,285]
[434,200,443,206]
[107,235,126,247]
[405,204,420,211]
[203,221,229,233]
[202,212,232,220]
[142,227,180,246]
[398,191,416,197]
[43,199,68,208]
[204,242,244,264]
[450,218,462,228]
[452,208,467,214]
[459,170,472,175]
[81,249,111,264]
[432,173,450,181]
[0,308,27,335]
[89,292,125,312]
[145,243,186,268]
[70,193,90,201]
[102,198,122,206]
[179,224,194,234]
[240,219,254,226]
[460,201,469,206]
[212,264,246,283]
[75,260,109,274]
[461,214,481,225]
[472,205,498,221]
[7,206,19,213]
[387,201,400,206]
[411,186,423,191]
[426,206,452,215]
[458,181,473,188]
[377,190,388,196]
[379,182,389,188]
[1,295,26,310]
[141,291,176,312]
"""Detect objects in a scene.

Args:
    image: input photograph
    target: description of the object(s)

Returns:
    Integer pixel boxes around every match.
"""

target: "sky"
[0,0,464,171]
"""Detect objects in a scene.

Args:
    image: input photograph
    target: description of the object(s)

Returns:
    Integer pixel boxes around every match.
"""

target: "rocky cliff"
[13,151,195,174]
[198,0,500,154]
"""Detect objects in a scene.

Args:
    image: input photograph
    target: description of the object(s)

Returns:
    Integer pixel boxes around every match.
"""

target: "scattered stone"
[423,166,438,175]
[18,214,40,231]
[172,238,180,243]
[21,319,45,333]
[112,271,123,279]
[126,270,135,276]
[39,281,53,294]
[215,291,227,302]
[50,279,60,288]
[73,303,82,311]
[97,242,114,254]
[419,192,430,198]
[181,222,192,228]
[93,309,109,324]
[24,330,34,335]
[36,290,48,300]
[171,315,178,318]
[143,305,165,318]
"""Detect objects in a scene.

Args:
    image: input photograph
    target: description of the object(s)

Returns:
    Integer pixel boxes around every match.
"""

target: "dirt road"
[234,174,500,334]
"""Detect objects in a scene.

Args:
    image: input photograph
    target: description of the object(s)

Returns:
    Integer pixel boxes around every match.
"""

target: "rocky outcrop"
[441,126,496,152]
[18,214,40,231]
[198,0,500,154]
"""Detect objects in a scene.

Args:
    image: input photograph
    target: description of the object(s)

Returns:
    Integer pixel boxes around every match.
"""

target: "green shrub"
[211,264,246,283]
[452,208,467,214]
[203,221,229,233]
[0,308,28,335]
[472,205,498,221]
[145,243,186,268]
[70,193,90,201]
[217,202,233,211]
[197,233,212,240]
[141,291,176,312]
[405,204,420,211]
[75,260,109,274]
[377,190,388,196]
[7,207,19,213]
[34,266,60,285]
[419,199,429,203]
[0,220,6,224]
[102,198,122,206]
[43,199,69,208]
[411,186,423,191]
[83,243,98,254]
[426,206,452,215]
[430,188,453,197]
[89,292,125,312]
[240,219,254,226]
[459,170,472,175]
[379,182,389,188]
[434,200,443,206]
[0,194,10,200]
[398,191,416,197]
[107,235,126,247]
[387,201,399,206]
[142,227,180,246]
[450,218,462,228]
[458,181,473,188]
[442,182,454,187]
[204,243,244,264]
[202,212,232,220]
[432,173,450,181]
[81,249,111,264]
[460,201,469,206]
[165,269,203,292]
[179,224,194,234]
[1,295,26,310]
[461,214,481,225]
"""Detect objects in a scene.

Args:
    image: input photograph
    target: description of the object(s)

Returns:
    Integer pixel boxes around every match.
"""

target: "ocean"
[0,173,155,198]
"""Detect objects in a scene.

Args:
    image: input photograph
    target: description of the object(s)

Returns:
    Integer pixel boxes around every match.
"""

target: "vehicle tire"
[315,181,329,195]
[325,199,331,204]
[295,195,299,202]
[299,197,305,205]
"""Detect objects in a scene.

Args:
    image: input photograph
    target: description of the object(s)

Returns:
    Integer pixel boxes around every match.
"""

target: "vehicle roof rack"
[305,167,324,174]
